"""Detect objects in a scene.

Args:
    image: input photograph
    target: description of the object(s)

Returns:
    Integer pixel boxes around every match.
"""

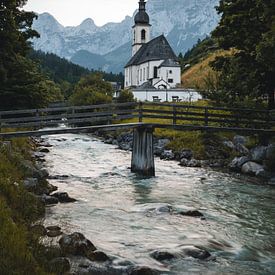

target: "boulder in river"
[233,135,248,146]
[51,192,77,203]
[39,147,50,153]
[59,232,96,256]
[179,210,204,218]
[179,149,193,160]
[46,226,63,237]
[40,194,59,205]
[160,150,175,160]
[150,250,176,262]
[229,156,250,172]
[86,250,110,262]
[251,146,267,163]
[181,246,211,260]
[129,266,160,275]
[241,161,265,176]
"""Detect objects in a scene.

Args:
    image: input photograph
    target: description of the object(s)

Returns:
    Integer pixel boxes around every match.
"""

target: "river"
[42,132,275,274]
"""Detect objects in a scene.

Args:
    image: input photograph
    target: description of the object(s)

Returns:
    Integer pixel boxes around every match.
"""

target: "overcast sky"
[24,0,138,27]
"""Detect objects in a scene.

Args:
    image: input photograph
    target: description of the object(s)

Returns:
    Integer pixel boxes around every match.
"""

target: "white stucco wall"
[132,89,202,102]
[132,24,151,56]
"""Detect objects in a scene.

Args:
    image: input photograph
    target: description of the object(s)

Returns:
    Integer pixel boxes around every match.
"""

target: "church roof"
[125,35,178,68]
[159,58,180,68]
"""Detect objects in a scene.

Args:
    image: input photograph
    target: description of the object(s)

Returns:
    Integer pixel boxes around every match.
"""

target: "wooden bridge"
[0,102,274,176]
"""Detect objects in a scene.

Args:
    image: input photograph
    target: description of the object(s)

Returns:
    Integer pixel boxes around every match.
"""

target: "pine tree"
[211,0,275,109]
[0,0,61,109]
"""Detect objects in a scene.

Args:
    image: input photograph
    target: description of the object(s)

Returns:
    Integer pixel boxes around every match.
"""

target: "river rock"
[235,143,250,155]
[241,161,265,176]
[251,146,267,163]
[46,226,63,237]
[223,140,235,150]
[179,210,204,218]
[181,246,211,260]
[23,178,39,191]
[150,250,176,262]
[179,149,193,160]
[179,158,201,167]
[129,266,160,275]
[233,135,248,145]
[86,250,110,262]
[160,150,175,160]
[48,257,70,273]
[40,194,59,205]
[51,192,77,203]
[154,139,170,156]
[59,232,96,256]
[39,147,50,153]
[229,156,250,172]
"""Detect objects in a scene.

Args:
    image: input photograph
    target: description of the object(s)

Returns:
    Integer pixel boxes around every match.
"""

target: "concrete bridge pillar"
[131,126,155,177]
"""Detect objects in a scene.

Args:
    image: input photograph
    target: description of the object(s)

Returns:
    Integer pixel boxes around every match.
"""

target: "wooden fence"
[0,102,274,131]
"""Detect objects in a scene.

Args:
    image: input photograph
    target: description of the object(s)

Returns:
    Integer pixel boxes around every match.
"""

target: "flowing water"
[43,132,275,274]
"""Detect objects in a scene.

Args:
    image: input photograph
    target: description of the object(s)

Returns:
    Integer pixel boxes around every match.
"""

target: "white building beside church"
[124,0,181,90]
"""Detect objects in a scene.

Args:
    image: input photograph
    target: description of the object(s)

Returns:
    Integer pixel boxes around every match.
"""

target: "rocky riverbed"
[25,131,275,275]
[95,130,275,184]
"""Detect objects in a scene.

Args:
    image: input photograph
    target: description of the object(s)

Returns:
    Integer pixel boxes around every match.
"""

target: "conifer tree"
[211,0,275,109]
[0,0,62,109]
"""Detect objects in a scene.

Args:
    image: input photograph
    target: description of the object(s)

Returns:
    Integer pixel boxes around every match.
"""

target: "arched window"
[141,29,146,41]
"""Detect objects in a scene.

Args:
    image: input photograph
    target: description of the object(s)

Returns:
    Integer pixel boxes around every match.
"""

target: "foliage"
[116,89,135,103]
[0,138,48,274]
[210,0,275,109]
[29,50,125,99]
[69,73,113,106]
[0,0,64,110]
[178,37,218,72]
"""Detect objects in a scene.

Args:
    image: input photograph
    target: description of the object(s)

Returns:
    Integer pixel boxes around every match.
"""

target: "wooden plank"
[143,102,269,113]
[0,123,145,139]
[0,109,138,124]
[0,102,138,117]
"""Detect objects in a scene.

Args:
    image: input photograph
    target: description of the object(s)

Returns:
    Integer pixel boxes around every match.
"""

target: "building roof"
[159,58,180,68]
[134,0,150,24]
[125,35,178,68]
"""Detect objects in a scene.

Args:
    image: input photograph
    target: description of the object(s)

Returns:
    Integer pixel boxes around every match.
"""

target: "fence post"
[173,105,177,125]
[138,102,143,123]
[204,107,209,126]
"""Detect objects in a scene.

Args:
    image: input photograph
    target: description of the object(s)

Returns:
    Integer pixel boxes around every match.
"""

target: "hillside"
[31,0,220,72]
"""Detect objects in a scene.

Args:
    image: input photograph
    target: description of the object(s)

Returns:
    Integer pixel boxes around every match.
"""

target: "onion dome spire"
[134,0,150,24]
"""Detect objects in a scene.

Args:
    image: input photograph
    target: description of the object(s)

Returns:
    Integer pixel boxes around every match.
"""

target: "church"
[124,0,181,90]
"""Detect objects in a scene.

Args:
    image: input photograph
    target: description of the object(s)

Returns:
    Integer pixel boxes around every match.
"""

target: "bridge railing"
[0,102,274,131]
[0,102,139,129]
[139,102,275,130]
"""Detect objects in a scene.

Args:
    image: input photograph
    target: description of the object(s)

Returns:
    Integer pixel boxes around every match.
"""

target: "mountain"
[31,0,220,73]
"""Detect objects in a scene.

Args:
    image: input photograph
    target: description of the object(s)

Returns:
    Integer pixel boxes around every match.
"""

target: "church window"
[169,70,173,74]
[143,68,145,80]
[153,66,158,78]
[133,30,136,43]
[168,78,174,83]
[141,29,146,41]
[140,69,142,81]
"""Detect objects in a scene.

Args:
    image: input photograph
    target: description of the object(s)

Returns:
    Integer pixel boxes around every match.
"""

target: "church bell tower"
[132,0,151,56]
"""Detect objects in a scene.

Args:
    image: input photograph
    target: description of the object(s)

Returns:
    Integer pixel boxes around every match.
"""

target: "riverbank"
[94,129,275,184]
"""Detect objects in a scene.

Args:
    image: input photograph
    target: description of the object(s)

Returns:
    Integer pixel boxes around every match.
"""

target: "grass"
[181,50,234,91]
[0,136,51,275]
[115,100,247,159]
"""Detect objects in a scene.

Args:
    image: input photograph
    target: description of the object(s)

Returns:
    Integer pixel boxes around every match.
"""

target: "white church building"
[124,0,181,91]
